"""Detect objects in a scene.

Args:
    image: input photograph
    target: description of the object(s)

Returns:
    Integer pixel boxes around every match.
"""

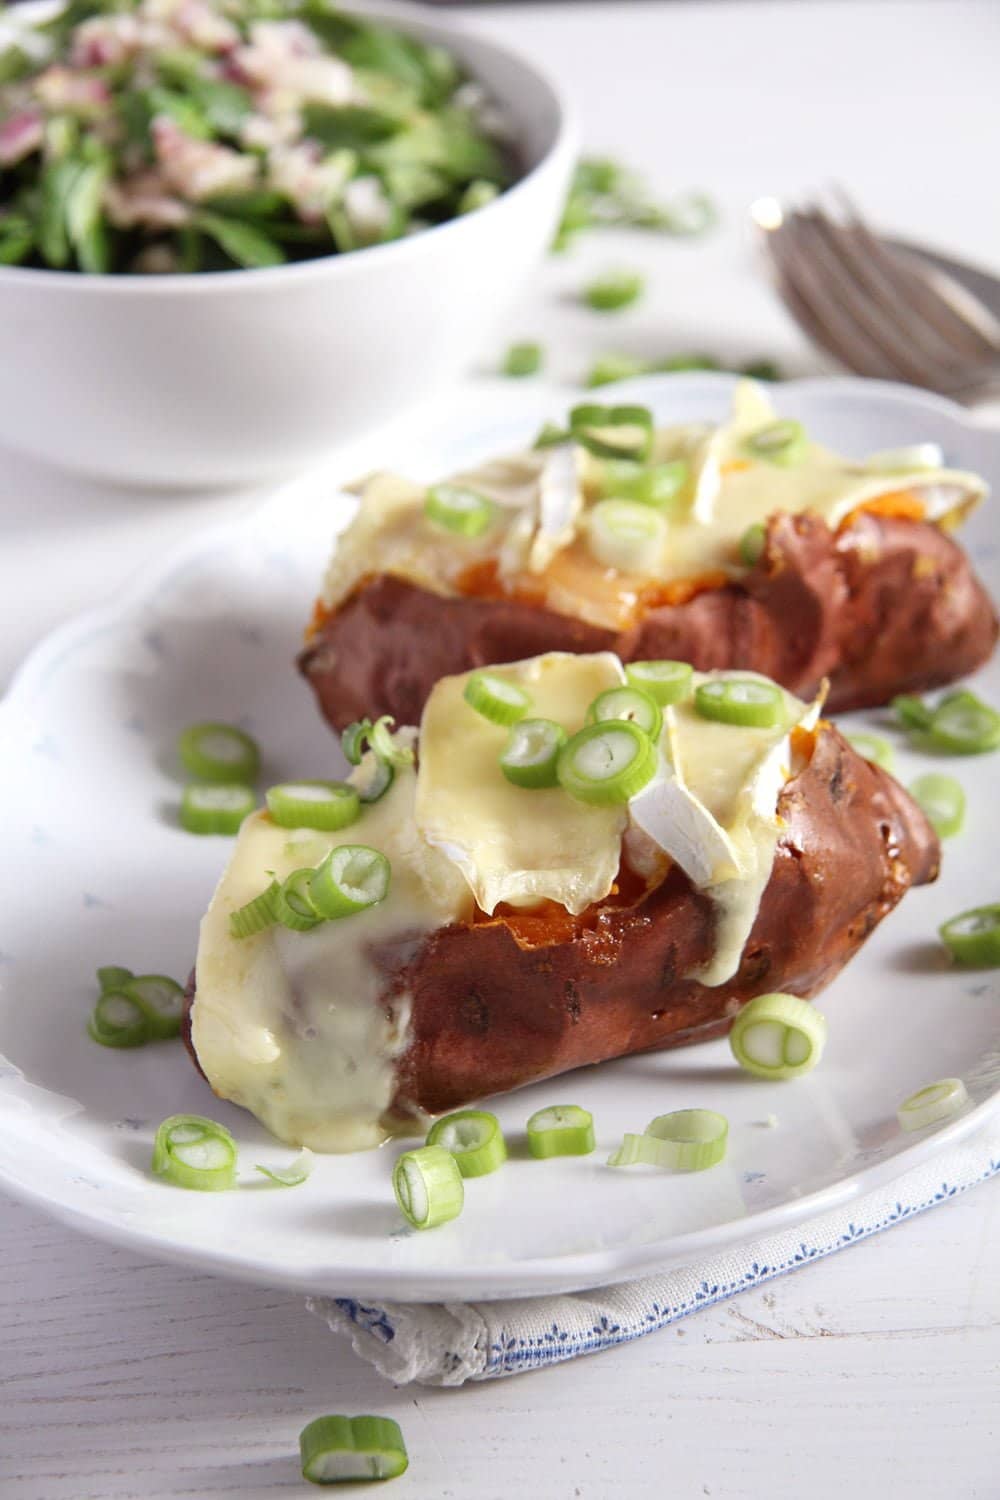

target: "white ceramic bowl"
[0,2,575,486]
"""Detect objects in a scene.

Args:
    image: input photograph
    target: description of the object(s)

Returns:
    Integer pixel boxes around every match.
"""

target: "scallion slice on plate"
[569,402,654,461]
[463,670,533,726]
[744,418,808,467]
[526,1104,595,1158]
[582,269,645,313]
[96,965,133,994]
[392,1145,464,1230]
[846,732,894,771]
[177,722,259,785]
[729,993,827,1079]
[939,904,1000,967]
[586,685,662,741]
[608,1109,728,1171]
[180,782,256,835]
[151,1115,237,1192]
[299,1415,409,1485]
[557,720,656,805]
[309,846,391,920]
[256,1149,314,1188]
[87,991,151,1049]
[425,484,495,538]
[909,773,965,838]
[891,693,933,731]
[694,677,785,729]
[266,781,360,831]
[925,690,1000,755]
[499,718,567,789]
[426,1110,507,1177]
[624,659,693,706]
[123,975,185,1040]
[897,1078,969,1133]
[502,341,543,378]
[586,498,666,572]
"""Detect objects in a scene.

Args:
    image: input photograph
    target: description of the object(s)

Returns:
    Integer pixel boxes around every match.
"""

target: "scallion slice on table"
[586,499,666,572]
[425,484,495,538]
[299,1415,409,1485]
[891,694,934,732]
[897,1078,969,1133]
[728,993,827,1079]
[230,879,281,939]
[499,718,567,789]
[256,1149,314,1188]
[694,677,785,729]
[177,722,259,785]
[739,522,767,567]
[557,720,656,805]
[586,685,662,742]
[502,341,543,377]
[625,660,693,706]
[123,975,185,1040]
[908,773,966,838]
[88,991,150,1049]
[526,1104,595,1158]
[744,418,808,466]
[846,732,894,771]
[426,1110,507,1177]
[569,403,654,461]
[463,670,533,726]
[151,1115,237,1192]
[97,965,133,994]
[924,691,1000,755]
[586,354,651,389]
[266,781,360,831]
[392,1145,464,1229]
[309,846,391,920]
[583,269,645,313]
[939,904,1000,967]
[607,1109,728,1171]
[180,782,256,835]
[597,458,689,510]
[274,869,323,932]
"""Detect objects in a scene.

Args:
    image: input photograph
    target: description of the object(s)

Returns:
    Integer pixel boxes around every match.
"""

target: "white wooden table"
[2,3,999,1495]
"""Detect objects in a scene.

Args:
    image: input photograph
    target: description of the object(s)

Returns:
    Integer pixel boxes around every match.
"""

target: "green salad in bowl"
[0,0,514,273]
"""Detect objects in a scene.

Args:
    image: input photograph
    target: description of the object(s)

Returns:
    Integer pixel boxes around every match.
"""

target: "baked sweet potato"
[184,653,939,1147]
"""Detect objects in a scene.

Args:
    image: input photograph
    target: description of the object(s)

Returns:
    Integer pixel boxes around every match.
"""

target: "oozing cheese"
[319,381,987,631]
[415,652,627,914]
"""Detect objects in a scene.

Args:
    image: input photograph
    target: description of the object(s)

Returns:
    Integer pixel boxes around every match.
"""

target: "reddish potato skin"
[183,728,939,1118]
[298,513,998,726]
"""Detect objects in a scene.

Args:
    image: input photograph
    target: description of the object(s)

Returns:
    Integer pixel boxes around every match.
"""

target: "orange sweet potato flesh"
[183,725,939,1122]
[298,512,997,727]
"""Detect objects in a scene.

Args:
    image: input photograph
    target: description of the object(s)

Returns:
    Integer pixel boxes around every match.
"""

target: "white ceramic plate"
[1,374,998,1302]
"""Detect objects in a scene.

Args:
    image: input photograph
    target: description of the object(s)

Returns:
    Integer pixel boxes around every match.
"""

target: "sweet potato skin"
[299,512,998,726]
[183,727,939,1120]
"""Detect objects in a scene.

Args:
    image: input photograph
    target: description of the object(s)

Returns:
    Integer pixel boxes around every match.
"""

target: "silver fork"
[752,192,1000,402]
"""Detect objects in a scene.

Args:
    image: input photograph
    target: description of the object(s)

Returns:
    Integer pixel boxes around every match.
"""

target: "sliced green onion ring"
[909,772,965,838]
[425,483,495,538]
[694,677,785,729]
[299,1415,409,1485]
[426,1110,507,1177]
[534,421,569,450]
[177,722,260,785]
[151,1114,237,1192]
[499,718,567,789]
[368,716,414,768]
[569,402,654,461]
[558,720,656,805]
[123,975,185,1040]
[274,869,322,932]
[502,341,543,378]
[608,1109,728,1171]
[229,879,281,940]
[341,719,373,767]
[624,660,693,706]
[587,685,662,741]
[897,1078,969,1132]
[526,1104,595,1158]
[729,993,827,1079]
[586,498,667,572]
[939,904,1000,967]
[266,780,360,831]
[355,751,395,805]
[97,965,133,994]
[309,845,391,920]
[88,992,150,1049]
[256,1148,314,1187]
[926,691,1000,755]
[892,693,933,731]
[744,418,808,467]
[463,670,533,726]
[846,732,894,770]
[583,268,645,312]
[739,522,767,567]
[180,782,256,835]
[392,1144,464,1229]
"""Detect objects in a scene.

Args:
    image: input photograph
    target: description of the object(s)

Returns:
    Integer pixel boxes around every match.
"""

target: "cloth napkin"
[309,1116,1000,1386]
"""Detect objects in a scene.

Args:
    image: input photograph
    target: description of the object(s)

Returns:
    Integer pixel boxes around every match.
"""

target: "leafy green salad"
[0,0,513,273]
